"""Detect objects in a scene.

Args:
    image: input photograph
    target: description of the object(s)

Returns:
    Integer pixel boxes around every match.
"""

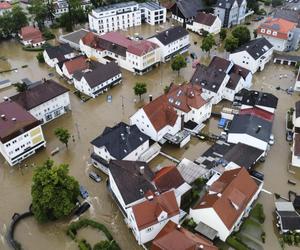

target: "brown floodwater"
[0,21,300,250]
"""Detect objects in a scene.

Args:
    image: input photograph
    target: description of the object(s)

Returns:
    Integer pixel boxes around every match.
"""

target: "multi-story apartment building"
[0,101,46,166]
[89,1,166,34]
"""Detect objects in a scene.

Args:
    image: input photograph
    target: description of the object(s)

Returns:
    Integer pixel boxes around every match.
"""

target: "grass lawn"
[240,218,263,241]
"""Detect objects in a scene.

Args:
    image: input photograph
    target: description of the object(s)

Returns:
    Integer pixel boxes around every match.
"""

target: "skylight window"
[168,97,174,103]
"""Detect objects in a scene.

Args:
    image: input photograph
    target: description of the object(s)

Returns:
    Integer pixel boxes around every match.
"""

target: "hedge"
[226,235,249,250]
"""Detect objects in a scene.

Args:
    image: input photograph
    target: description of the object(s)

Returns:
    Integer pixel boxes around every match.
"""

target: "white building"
[19,26,45,47]
[10,80,70,124]
[190,56,252,103]
[294,68,300,92]
[0,101,46,166]
[56,55,89,80]
[214,0,248,28]
[127,190,180,245]
[148,26,190,62]
[139,2,166,25]
[186,12,222,35]
[43,43,75,68]
[90,122,150,174]
[229,38,274,73]
[80,31,160,75]
[190,167,263,241]
[257,18,300,52]
[292,133,300,168]
[73,61,122,98]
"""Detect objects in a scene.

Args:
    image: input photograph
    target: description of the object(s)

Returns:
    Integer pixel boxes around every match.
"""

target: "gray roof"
[44,43,74,60]
[277,210,300,231]
[233,38,273,60]
[94,1,138,13]
[274,9,300,28]
[73,62,121,88]
[108,160,156,205]
[140,1,164,11]
[91,122,149,159]
[296,101,300,118]
[151,26,189,45]
[229,114,273,142]
[172,0,208,19]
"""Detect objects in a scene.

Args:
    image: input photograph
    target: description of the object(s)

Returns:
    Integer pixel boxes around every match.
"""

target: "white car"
[269,134,275,145]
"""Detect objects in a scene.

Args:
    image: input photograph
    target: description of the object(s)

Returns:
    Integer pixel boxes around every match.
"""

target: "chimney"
[139,166,145,175]
[177,224,181,230]
[126,126,130,134]
[149,94,153,102]
[1,114,6,120]
[256,125,262,133]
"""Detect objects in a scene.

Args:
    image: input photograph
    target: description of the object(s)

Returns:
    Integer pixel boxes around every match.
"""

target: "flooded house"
[0,101,46,166]
[43,43,76,68]
[229,38,274,73]
[18,26,45,47]
[10,79,71,124]
[186,12,222,35]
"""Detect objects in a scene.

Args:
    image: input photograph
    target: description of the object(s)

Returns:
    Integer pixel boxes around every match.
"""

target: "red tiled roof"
[167,83,207,113]
[143,95,179,132]
[239,107,274,121]
[0,2,11,9]
[194,167,259,230]
[258,18,297,40]
[64,56,89,75]
[20,26,44,43]
[153,166,185,193]
[151,221,218,250]
[131,191,180,230]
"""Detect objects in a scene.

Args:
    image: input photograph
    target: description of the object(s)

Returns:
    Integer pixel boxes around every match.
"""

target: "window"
[146,227,153,232]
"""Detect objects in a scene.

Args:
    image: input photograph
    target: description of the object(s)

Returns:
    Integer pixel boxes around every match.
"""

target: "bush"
[93,240,120,250]
[36,52,45,63]
[226,235,249,250]
[42,29,55,40]
[250,203,265,223]
[22,46,44,51]
[261,232,266,243]
[78,239,92,250]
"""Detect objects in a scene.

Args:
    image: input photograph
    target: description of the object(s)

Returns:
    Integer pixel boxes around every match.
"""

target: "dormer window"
[260,29,265,33]
[266,30,271,35]
[272,31,277,36]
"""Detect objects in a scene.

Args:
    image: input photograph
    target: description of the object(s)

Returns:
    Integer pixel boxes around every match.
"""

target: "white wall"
[227,133,268,152]
[186,17,221,35]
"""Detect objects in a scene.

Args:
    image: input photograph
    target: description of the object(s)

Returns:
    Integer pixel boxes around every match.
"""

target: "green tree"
[54,128,71,148]
[14,82,28,92]
[31,159,80,223]
[0,12,13,38]
[201,34,216,55]
[232,26,251,46]
[224,35,239,52]
[10,5,28,34]
[171,54,187,76]
[93,240,120,250]
[36,51,45,63]
[133,82,147,100]
[28,0,48,29]
[253,29,258,38]
[219,28,227,41]
[247,0,259,13]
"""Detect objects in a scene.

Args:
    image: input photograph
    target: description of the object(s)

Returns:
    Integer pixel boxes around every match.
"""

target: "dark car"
[79,185,89,199]
[286,131,293,142]
[74,202,90,216]
[251,170,264,181]
[89,171,102,183]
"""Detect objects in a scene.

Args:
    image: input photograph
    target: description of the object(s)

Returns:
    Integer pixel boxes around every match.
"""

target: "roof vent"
[217,193,222,197]
[139,189,144,195]
[139,166,145,175]
[120,133,125,140]
[177,225,181,229]
[12,118,16,121]
[1,114,6,120]
[3,96,9,101]
[165,30,169,36]
[256,125,262,133]
[126,126,130,134]
[147,195,154,200]
[199,245,204,249]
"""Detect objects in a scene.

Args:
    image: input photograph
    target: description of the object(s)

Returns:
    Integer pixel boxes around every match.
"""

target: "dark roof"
[215,0,244,9]
[294,134,300,157]
[151,26,189,46]
[171,0,208,19]
[233,38,273,60]
[44,43,74,60]
[194,12,217,26]
[73,62,121,88]
[237,89,278,109]
[10,80,69,110]
[274,9,300,28]
[293,196,300,209]
[229,114,273,142]
[0,101,40,143]
[223,143,264,170]
[296,101,300,118]
[277,211,300,231]
[90,122,149,159]
[108,160,156,205]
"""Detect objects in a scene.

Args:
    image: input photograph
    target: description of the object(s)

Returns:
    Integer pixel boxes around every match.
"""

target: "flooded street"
[0,21,300,250]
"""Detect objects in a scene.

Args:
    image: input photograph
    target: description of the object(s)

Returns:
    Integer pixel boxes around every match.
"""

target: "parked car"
[251,170,264,181]
[286,131,293,142]
[74,202,90,216]
[89,171,102,183]
[79,185,89,199]
[269,134,275,145]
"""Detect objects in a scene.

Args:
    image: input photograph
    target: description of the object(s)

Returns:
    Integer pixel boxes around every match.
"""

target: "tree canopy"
[201,34,216,55]
[27,0,49,29]
[14,82,28,92]
[55,128,71,148]
[171,54,187,76]
[219,28,227,41]
[31,159,80,223]
[247,0,259,13]
[232,26,251,46]
[133,82,147,100]
[224,35,239,52]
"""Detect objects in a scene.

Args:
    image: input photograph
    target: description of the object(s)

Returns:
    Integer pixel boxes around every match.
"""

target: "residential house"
[89,1,166,34]
[235,88,278,114]
[108,160,156,216]
[10,80,70,124]
[73,61,122,98]
[273,8,300,28]
[148,26,190,62]
[43,43,75,68]
[227,114,273,152]
[186,12,222,35]
[229,37,274,73]
[151,221,218,250]
[275,201,300,233]
[127,190,180,245]
[190,167,263,241]
[129,94,181,142]
[0,101,46,166]
[0,2,11,16]
[295,68,300,91]
[257,18,300,52]
[170,0,208,24]
[294,101,300,133]
[56,55,89,80]
[214,0,248,28]
[19,26,45,47]
[52,0,91,17]
[90,122,150,174]
[291,133,300,168]
[80,31,160,75]
[190,56,252,103]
